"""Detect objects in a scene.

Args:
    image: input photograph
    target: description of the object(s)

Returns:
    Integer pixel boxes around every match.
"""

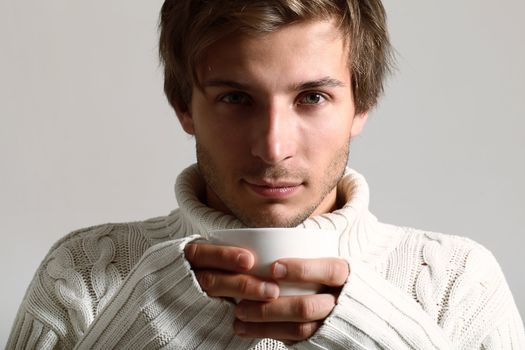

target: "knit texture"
[7,164,525,349]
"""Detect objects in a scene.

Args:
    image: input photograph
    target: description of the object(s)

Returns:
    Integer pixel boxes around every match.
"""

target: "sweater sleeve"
[292,245,525,350]
[73,234,258,349]
[7,232,259,350]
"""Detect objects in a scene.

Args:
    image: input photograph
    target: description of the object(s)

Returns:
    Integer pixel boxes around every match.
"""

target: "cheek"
[303,113,352,149]
[194,120,250,167]
[192,101,247,147]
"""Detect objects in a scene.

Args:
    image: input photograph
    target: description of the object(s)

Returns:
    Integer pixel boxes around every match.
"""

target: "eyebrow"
[201,77,346,91]
[202,80,249,90]
[292,77,346,90]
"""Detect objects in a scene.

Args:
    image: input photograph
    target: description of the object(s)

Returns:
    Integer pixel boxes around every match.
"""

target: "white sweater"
[7,165,525,349]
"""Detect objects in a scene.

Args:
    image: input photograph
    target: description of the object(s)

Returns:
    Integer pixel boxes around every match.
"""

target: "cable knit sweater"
[7,165,525,349]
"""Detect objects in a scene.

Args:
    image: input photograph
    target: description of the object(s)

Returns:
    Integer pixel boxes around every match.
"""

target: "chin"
[240,217,298,228]
[234,206,314,228]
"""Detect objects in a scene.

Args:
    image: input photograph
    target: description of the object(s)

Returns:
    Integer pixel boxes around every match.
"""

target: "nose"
[250,103,296,165]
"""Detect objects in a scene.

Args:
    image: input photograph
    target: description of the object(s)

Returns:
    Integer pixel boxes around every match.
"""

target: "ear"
[174,101,195,135]
[350,112,368,138]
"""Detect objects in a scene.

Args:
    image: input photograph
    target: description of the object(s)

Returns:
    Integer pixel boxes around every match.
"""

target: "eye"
[219,92,251,105]
[298,92,327,105]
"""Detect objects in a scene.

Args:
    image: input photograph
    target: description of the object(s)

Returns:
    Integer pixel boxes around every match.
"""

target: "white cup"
[208,228,341,296]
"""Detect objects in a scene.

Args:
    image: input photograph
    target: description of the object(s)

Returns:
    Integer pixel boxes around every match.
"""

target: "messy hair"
[159,0,393,115]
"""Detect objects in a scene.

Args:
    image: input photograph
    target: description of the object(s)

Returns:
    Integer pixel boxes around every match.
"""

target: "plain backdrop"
[1,0,524,345]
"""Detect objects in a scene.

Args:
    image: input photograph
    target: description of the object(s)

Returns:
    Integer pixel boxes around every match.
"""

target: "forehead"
[196,19,350,86]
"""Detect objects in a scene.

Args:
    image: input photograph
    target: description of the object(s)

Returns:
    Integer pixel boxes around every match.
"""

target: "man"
[7,0,524,349]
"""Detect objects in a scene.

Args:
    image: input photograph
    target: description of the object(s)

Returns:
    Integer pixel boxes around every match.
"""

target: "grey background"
[1,0,523,345]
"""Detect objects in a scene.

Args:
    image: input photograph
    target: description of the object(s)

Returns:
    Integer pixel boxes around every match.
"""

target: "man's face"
[177,19,367,227]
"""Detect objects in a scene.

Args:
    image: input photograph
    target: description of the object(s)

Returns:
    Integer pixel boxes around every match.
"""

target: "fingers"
[185,243,254,272]
[271,258,349,287]
[234,319,323,342]
[186,243,277,301]
[195,270,279,301]
[233,293,336,342]
[235,294,336,323]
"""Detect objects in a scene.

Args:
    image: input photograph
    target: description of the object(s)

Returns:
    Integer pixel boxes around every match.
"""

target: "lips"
[244,179,303,199]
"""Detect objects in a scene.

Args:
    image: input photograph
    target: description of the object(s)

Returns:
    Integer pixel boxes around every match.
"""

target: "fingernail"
[237,253,252,270]
[273,262,287,278]
[263,282,279,299]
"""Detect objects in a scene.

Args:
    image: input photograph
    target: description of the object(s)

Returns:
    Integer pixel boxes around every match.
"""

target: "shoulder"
[379,224,508,303]
[39,222,148,305]
[389,225,505,287]
[398,225,499,272]
[389,226,513,327]
[44,222,143,270]
[17,222,142,338]
[12,210,190,344]
[39,208,187,282]
[43,209,184,266]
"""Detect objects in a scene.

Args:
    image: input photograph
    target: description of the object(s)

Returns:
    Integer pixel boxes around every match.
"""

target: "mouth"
[243,179,303,199]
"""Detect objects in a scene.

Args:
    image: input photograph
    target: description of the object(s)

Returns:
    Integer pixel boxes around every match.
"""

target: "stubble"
[196,141,349,227]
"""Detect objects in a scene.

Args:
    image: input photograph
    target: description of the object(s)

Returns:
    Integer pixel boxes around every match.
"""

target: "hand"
[184,243,281,301]
[233,258,350,343]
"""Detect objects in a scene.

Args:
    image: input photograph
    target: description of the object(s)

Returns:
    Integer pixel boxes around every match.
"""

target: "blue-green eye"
[219,92,250,105]
[299,92,326,105]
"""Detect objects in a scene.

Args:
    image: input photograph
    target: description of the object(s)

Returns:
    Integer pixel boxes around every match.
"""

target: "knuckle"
[327,260,347,285]
[298,262,311,280]
[294,322,316,339]
[297,298,316,320]
[237,276,252,295]
[197,271,215,291]
[258,302,271,321]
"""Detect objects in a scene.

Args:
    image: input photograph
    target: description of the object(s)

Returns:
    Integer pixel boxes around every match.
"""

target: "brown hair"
[159,0,393,115]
